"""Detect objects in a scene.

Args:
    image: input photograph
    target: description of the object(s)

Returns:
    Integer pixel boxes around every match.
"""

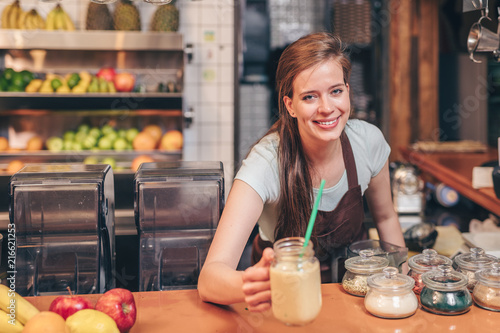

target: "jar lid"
[344,249,389,273]
[454,247,497,271]
[367,267,415,292]
[422,264,468,291]
[475,262,500,288]
[408,248,453,273]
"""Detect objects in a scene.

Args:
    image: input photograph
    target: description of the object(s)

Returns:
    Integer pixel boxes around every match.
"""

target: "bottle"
[454,247,498,292]
[420,264,472,315]
[270,237,322,326]
[342,249,389,297]
[365,267,418,319]
[407,248,453,295]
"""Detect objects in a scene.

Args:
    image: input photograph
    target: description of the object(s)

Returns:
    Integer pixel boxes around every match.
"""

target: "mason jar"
[270,237,322,326]
[365,267,418,319]
[342,249,389,297]
[454,247,498,292]
[420,264,472,315]
[408,248,453,295]
[473,262,500,312]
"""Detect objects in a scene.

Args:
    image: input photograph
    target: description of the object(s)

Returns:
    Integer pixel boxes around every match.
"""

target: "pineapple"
[150,1,179,32]
[86,2,114,30]
[113,0,141,31]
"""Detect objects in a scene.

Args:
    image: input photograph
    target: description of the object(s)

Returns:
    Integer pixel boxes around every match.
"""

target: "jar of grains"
[454,247,498,292]
[473,262,500,311]
[342,249,389,297]
[365,267,418,319]
[420,264,472,315]
[408,248,453,295]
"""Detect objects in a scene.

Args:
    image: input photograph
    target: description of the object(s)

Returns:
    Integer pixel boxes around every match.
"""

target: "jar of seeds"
[473,262,500,312]
[342,249,389,297]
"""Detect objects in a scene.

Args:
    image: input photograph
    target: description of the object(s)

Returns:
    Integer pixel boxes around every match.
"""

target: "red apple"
[95,288,137,333]
[96,67,116,82]
[49,292,93,320]
[113,72,135,92]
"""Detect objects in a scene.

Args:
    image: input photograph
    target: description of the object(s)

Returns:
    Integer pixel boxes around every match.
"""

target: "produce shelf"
[0,92,183,110]
[0,30,184,51]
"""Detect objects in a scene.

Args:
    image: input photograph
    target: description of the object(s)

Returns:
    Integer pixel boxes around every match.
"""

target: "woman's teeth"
[318,119,337,125]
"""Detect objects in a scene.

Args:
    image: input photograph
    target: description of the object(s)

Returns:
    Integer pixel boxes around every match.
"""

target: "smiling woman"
[198,32,406,313]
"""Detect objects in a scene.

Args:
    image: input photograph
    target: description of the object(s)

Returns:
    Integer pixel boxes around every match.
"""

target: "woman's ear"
[283,96,296,118]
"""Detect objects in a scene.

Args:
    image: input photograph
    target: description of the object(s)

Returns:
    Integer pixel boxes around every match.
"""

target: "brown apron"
[251,131,366,283]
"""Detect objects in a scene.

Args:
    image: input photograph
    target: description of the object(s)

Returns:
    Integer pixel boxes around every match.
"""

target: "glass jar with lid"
[473,262,500,311]
[270,237,322,326]
[342,249,389,297]
[420,264,473,315]
[365,267,418,319]
[408,248,453,295]
[454,247,498,292]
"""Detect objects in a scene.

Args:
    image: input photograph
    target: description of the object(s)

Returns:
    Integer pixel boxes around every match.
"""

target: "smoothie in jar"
[270,237,322,326]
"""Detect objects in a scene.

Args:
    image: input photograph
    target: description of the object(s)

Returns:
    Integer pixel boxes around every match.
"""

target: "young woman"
[198,32,406,312]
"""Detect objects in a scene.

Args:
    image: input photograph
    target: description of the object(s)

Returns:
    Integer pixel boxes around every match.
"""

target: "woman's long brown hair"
[266,32,352,242]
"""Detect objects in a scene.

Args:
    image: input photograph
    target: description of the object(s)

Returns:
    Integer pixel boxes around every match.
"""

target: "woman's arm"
[364,161,408,272]
[198,179,272,308]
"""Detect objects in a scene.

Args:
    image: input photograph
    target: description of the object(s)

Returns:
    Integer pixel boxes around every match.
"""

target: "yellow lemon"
[66,309,119,333]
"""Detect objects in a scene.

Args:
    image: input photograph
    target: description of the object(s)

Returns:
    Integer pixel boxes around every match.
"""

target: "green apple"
[105,131,118,143]
[63,140,73,151]
[77,124,90,134]
[117,129,127,138]
[98,136,113,150]
[82,136,97,150]
[46,136,64,152]
[72,142,83,151]
[101,124,114,136]
[63,131,75,142]
[125,128,139,143]
[113,137,128,151]
[74,131,87,143]
[83,156,99,165]
[88,127,102,138]
[101,157,116,169]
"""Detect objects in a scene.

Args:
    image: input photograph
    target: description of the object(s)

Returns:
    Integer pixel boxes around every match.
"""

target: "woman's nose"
[318,97,333,113]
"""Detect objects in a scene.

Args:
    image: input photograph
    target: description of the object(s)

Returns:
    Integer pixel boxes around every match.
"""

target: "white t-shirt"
[235,119,391,242]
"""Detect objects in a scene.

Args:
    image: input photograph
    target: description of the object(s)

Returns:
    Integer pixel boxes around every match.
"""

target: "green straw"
[303,179,326,249]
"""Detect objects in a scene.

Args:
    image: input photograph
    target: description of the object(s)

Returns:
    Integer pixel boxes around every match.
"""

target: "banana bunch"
[46,4,75,31]
[1,0,22,29]
[0,284,39,331]
[18,9,45,30]
[0,310,23,333]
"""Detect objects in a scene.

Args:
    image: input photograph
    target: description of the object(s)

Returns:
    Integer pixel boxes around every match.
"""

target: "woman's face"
[283,58,350,147]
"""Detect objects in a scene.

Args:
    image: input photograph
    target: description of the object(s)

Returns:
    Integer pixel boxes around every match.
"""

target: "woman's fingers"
[246,299,272,312]
[242,280,270,296]
[241,247,275,312]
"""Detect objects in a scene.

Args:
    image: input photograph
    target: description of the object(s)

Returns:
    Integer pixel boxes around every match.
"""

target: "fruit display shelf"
[0,92,183,110]
[0,30,184,51]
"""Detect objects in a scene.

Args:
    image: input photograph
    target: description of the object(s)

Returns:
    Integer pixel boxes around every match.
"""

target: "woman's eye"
[332,89,343,95]
[302,95,314,101]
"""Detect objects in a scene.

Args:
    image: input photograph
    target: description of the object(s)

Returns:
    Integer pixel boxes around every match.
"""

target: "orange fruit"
[131,154,154,171]
[160,130,183,151]
[26,136,44,151]
[6,160,24,174]
[23,311,69,333]
[132,131,157,150]
[0,136,8,151]
[142,124,163,143]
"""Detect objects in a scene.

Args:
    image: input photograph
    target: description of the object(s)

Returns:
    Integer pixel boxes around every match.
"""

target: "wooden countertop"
[400,146,500,216]
[26,284,499,332]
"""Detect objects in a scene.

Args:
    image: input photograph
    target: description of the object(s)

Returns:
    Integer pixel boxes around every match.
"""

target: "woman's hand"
[241,247,274,312]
